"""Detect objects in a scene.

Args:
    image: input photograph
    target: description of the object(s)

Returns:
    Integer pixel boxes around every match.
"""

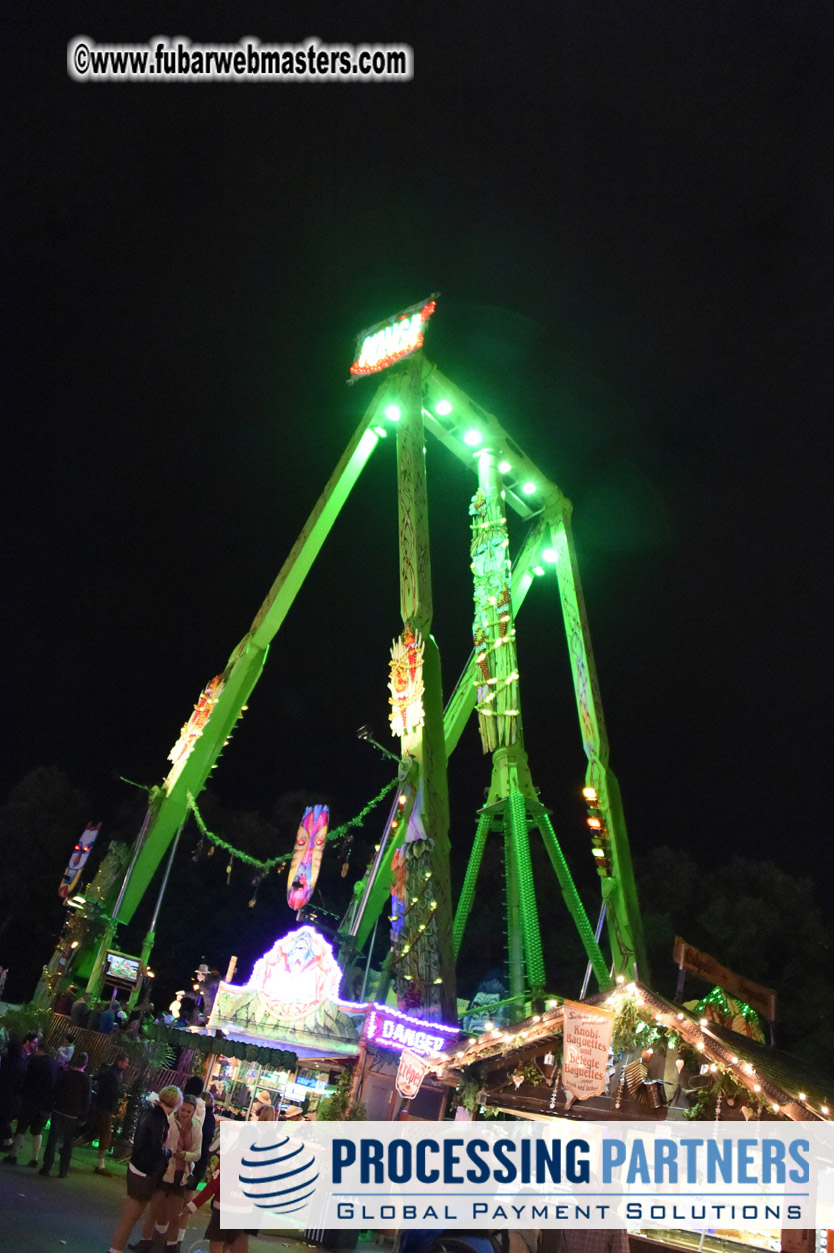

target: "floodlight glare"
[532,565,545,577]
[384,404,401,421]
[522,480,537,495]
[372,425,388,438]
[435,398,452,415]
[463,429,483,447]
[542,547,558,563]
[498,460,512,474]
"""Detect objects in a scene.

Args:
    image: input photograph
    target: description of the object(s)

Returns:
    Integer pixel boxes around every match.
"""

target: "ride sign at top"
[349,295,437,378]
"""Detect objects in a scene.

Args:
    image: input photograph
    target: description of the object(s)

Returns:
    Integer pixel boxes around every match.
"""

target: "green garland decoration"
[185,778,398,875]
[612,995,667,1054]
[695,985,763,1037]
[144,1022,297,1069]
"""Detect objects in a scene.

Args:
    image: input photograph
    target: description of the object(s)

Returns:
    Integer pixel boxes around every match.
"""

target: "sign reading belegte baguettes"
[673,936,777,1021]
[561,999,616,1104]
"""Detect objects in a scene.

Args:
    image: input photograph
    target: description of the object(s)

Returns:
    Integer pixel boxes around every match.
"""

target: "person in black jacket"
[76,1052,130,1175]
[106,1085,182,1253]
[39,1050,91,1177]
[189,1089,216,1189]
[0,1038,27,1152]
[4,1040,57,1166]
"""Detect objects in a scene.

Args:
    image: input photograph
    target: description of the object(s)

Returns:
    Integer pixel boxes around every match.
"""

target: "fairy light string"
[430,982,830,1122]
[185,777,397,875]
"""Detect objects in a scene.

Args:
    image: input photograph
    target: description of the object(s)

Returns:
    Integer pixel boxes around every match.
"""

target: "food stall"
[428,980,833,1253]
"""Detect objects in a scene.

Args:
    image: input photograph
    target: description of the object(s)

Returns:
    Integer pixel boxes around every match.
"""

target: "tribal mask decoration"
[287,805,329,911]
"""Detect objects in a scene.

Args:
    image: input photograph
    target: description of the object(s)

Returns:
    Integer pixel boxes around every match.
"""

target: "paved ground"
[0,1143,385,1253]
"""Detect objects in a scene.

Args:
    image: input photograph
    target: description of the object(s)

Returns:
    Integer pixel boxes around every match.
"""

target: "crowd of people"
[107,1076,222,1253]
[0,1028,131,1176]
[0,1020,245,1252]
[52,983,214,1036]
[52,985,158,1036]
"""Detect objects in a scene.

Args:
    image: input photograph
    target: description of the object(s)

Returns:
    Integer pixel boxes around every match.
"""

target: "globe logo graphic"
[239,1134,319,1215]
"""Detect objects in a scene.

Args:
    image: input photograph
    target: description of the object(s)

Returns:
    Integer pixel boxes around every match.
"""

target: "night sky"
[5,4,833,1001]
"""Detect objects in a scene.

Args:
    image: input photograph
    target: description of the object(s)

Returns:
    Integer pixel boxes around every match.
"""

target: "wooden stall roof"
[425,980,833,1124]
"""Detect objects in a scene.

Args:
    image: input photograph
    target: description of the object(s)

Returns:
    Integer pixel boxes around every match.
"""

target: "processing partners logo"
[239,1131,319,1217]
[221,1121,834,1233]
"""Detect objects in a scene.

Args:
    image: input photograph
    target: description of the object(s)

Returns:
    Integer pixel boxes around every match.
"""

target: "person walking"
[136,1092,201,1253]
[185,1160,252,1253]
[181,1075,206,1127]
[3,1039,57,1166]
[39,1049,91,1177]
[106,1085,182,1253]
[187,1090,215,1190]
[79,1052,130,1175]
[0,1037,26,1151]
[183,1102,272,1253]
[173,1090,216,1252]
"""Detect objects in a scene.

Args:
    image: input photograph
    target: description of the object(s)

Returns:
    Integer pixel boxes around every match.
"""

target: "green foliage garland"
[186,779,397,874]
[612,996,666,1054]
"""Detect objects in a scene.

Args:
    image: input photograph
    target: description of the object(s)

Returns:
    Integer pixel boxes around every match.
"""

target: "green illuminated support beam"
[508,788,546,992]
[442,516,549,759]
[420,360,555,521]
[452,809,491,957]
[115,385,391,925]
[547,505,647,979]
[390,358,456,1020]
[504,822,525,1004]
[538,811,612,990]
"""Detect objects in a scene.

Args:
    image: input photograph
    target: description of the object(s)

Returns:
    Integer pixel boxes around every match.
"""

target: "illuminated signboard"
[364,1005,458,1057]
[243,926,343,1021]
[349,295,438,378]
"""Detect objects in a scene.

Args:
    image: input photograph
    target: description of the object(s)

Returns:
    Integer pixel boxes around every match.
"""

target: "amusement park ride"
[58,296,646,1024]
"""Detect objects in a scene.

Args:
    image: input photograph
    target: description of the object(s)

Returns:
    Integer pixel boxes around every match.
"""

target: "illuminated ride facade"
[197,924,460,1121]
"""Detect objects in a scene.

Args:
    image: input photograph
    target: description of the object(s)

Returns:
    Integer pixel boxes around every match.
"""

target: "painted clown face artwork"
[287,804,329,910]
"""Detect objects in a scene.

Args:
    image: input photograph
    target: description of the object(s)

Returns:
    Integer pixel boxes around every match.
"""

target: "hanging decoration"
[390,845,408,941]
[388,625,425,738]
[165,673,225,791]
[185,777,396,876]
[287,805,329,910]
[694,984,766,1042]
[469,485,519,753]
[58,822,101,899]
